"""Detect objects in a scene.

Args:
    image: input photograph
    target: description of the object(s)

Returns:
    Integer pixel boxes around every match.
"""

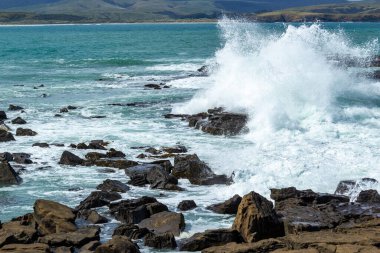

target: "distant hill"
[0,0,377,23]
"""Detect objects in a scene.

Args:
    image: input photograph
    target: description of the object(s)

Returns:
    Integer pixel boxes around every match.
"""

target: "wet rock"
[164,113,189,119]
[0,111,7,120]
[0,122,11,132]
[59,151,84,166]
[0,130,15,142]
[77,141,107,150]
[179,229,243,251]
[8,105,24,111]
[356,190,380,203]
[0,152,13,162]
[162,145,187,154]
[55,114,63,117]
[173,154,232,185]
[0,214,37,247]
[145,232,177,249]
[91,159,138,169]
[106,149,125,158]
[94,236,140,253]
[145,147,160,155]
[109,196,168,224]
[33,143,50,148]
[232,191,284,242]
[149,160,173,173]
[13,153,32,164]
[39,227,100,247]
[206,195,242,214]
[177,200,197,211]
[76,191,121,210]
[201,239,285,253]
[0,243,51,253]
[201,113,248,136]
[125,164,158,180]
[80,240,100,252]
[112,224,150,239]
[16,128,37,136]
[127,174,148,186]
[84,152,107,161]
[67,106,78,110]
[197,65,209,75]
[0,161,22,185]
[33,199,76,236]
[145,84,161,89]
[136,153,146,159]
[11,117,26,125]
[60,108,69,113]
[96,179,130,193]
[334,178,378,198]
[138,211,185,236]
[146,166,183,191]
[77,210,108,224]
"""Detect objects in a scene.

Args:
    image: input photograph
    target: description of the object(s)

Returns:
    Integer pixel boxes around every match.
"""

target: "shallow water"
[0,21,380,252]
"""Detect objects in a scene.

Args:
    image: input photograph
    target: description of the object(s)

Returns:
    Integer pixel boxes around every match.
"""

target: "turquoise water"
[0,22,380,250]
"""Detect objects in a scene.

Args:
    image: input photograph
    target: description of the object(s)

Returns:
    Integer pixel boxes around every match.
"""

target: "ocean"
[0,20,379,251]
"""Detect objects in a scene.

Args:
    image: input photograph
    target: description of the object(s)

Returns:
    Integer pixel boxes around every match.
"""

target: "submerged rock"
[8,105,24,111]
[0,161,22,185]
[13,153,32,164]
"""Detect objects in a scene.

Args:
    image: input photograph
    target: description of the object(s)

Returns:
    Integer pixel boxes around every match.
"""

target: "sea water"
[0,20,379,251]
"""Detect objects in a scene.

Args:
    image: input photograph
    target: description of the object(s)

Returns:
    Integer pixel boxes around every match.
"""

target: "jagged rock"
[38,227,100,247]
[91,159,138,169]
[59,151,84,166]
[13,153,32,164]
[109,197,168,224]
[84,152,107,161]
[0,161,22,185]
[33,199,76,236]
[356,190,380,203]
[8,105,24,111]
[146,166,183,191]
[0,214,37,247]
[77,210,108,224]
[179,229,243,251]
[33,143,50,148]
[16,128,37,136]
[94,236,140,253]
[0,243,51,253]
[76,191,121,210]
[177,200,197,211]
[138,211,185,236]
[0,111,7,120]
[112,224,150,239]
[96,179,130,193]
[162,145,187,154]
[201,239,285,253]
[232,191,284,242]
[200,113,248,136]
[334,178,378,197]
[173,154,231,185]
[11,117,26,125]
[106,149,125,158]
[144,232,177,249]
[207,195,242,214]
[0,130,15,142]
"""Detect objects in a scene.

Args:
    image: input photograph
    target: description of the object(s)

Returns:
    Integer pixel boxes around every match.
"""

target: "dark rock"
[85,152,107,161]
[91,140,109,147]
[33,143,50,148]
[0,152,13,162]
[55,246,73,253]
[76,191,121,210]
[146,166,183,191]
[335,180,356,195]
[112,224,150,239]
[149,160,173,174]
[0,130,15,142]
[334,178,378,198]
[145,232,177,249]
[177,200,197,211]
[67,106,78,110]
[16,128,37,136]
[38,227,100,247]
[232,191,284,242]
[59,151,84,166]
[0,161,22,185]
[90,159,138,169]
[9,105,24,111]
[77,210,108,224]
[77,143,89,149]
[127,174,148,186]
[11,117,26,125]
[54,114,63,117]
[136,153,147,159]
[0,121,11,132]
[357,190,380,203]
[201,113,248,136]
[94,236,140,253]
[145,84,161,89]
[90,115,106,119]
[125,164,159,179]
[145,147,160,155]
[138,211,185,236]
[162,145,187,154]
[96,179,130,193]
[68,187,82,191]
[106,149,125,158]
[179,229,243,251]
[80,240,100,252]
[60,108,69,113]
[164,114,189,119]
[207,195,242,214]
[197,65,209,74]
[33,199,76,236]
[173,154,232,185]
[13,153,33,164]
[0,111,7,120]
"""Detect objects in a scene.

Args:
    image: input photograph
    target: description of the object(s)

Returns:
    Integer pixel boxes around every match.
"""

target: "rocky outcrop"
[144,232,177,249]
[232,191,284,242]
[76,191,121,210]
[112,225,150,239]
[0,161,22,185]
[11,117,26,125]
[33,200,76,236]
[59,151,84,166]
[96,179,130,193]
[179,229,243,251]
[0,130,15,142]
[177,200,197,211]
[138,211,185,236]
[207,195,242,214]
[94,236,140,253]
[172,154,232,185]
[38,227,100,247]
[16,128,37,136]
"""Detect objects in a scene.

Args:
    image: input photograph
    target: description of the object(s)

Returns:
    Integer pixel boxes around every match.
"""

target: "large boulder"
[94,236,140,253]
[76,191,121,210]
[109,197,168,224]
[38,227,100,247]
[96,179,130,193]
[16,128,37,136]
[144,232,177,249]
[112,224,150,239]
[0,161,22,185]
[179,229,243,251]
[172,154,231,185]
[77,210,108,224]
[0,243,51,253]
[59,151,84,166]
[33,199,77,236]
[177,200,197,211]
[138,211,185,236]
[232,191,284,242]
[356,190,380,203]
[207,195,242,214]
[0,130,15,142]
[11,117,26,125]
